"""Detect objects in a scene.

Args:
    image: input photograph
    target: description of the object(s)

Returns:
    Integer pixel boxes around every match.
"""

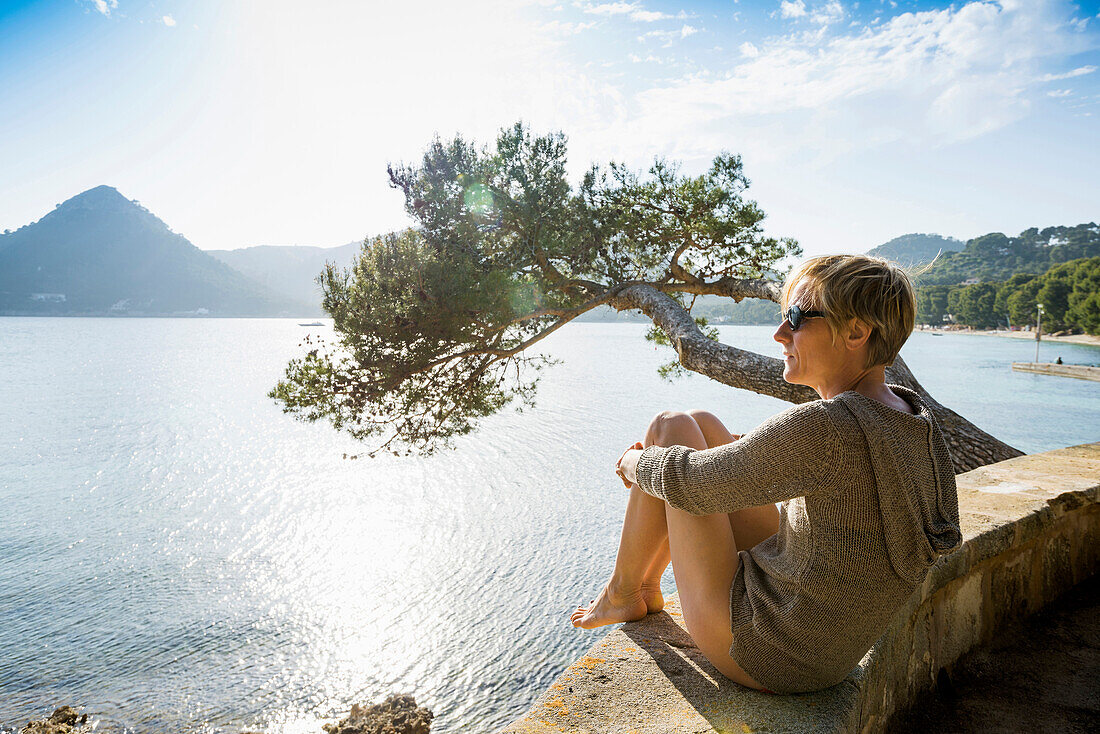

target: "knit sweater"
[635,385,962,694]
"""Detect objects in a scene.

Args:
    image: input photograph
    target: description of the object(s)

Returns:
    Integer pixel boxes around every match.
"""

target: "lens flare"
[462,183,501,231]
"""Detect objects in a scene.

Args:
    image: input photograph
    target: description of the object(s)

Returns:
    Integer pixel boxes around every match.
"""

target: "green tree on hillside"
[916,285,951,325]
[923,257,1100,334]
[993,273,1036,327]
[948,282,998,329]
[1006,278,1041,328]
[271,123,1023,472]
[1037,273,1073,331]
[1066,257,1100,333]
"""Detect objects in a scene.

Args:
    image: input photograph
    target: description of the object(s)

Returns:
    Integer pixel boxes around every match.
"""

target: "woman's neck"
[817,365,888,401]
[819,366,915,414]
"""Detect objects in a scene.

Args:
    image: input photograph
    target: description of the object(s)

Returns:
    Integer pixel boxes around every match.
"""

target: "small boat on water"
[298,321,324,326]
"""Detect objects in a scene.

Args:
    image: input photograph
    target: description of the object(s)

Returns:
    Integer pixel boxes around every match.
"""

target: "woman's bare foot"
[571,583,649,629]
[641,582,664,614]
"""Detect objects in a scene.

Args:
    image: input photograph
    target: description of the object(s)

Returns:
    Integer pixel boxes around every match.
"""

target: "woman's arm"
[628,401,842,515]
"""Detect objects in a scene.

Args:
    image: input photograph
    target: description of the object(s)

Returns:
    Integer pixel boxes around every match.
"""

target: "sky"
[1,0,1098,257]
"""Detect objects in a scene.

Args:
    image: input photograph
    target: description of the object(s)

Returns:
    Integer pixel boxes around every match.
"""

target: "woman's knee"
[686,409,736,448]
[685,409,720,425]
[644,411,705,447]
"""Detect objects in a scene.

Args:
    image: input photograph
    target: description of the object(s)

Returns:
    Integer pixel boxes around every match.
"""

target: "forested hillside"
[917,256,1100,334]
[916,223,1100,286]
[907,223,1100,334]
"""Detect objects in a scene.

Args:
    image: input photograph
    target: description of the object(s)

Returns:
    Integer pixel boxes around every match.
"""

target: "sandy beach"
[920,327,1100,348]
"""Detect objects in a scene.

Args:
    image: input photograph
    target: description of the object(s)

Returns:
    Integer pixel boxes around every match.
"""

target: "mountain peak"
[37,184,161,231]
[0,185,308,316]
[866,233,963,267]
[62,185,132,209]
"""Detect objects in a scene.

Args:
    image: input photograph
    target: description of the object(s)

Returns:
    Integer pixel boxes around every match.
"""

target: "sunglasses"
[783,304,826,331]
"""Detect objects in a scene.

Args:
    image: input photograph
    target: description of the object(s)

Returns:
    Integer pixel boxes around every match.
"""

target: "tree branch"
[610,283,812,403]
[882,357,1024,471]
[668,240,704,285]
[423,288,623,372]
[659,276,782,303]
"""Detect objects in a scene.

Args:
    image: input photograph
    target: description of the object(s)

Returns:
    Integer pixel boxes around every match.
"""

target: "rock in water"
[21,707,90,734]
[321,695,433,734]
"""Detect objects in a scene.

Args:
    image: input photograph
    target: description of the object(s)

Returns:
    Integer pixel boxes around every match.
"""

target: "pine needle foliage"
[270,122,800,455]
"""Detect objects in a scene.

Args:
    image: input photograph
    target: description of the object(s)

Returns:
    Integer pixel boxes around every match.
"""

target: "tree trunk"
[610,284,1024,474]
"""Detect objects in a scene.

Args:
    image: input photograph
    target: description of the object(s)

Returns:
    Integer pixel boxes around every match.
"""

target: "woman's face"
[772,281,849,390]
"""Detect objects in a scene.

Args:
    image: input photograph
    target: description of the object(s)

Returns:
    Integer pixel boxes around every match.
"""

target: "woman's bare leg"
[572,410,777,633]
[664,502,763,689]
[571,412,707,629]
[649,413,766,689]
[638,410,781,586]
[572,410,769,687]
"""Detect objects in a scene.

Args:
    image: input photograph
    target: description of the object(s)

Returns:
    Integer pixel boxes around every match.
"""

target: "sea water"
[1,319,1098,733]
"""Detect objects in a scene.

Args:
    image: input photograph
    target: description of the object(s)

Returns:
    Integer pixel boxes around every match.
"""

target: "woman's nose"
[774,321,791,343]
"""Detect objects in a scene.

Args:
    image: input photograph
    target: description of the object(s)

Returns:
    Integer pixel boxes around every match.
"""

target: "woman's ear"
[844,317,873,352]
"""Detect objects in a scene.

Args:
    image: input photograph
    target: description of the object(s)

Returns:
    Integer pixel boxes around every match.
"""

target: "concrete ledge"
[504,443,1100,734]
[1011,362,1100,382]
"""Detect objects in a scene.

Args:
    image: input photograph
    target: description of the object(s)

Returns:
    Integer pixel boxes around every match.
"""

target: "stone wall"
[504,443,1100,734]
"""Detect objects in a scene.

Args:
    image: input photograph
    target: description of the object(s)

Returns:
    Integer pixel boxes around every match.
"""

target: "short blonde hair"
[781,254,916,368]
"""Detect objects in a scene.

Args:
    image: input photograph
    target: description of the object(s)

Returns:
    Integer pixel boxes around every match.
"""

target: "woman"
[571,254,962,694]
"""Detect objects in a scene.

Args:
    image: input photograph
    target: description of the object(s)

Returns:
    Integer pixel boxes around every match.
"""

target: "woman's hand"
[615,442,644,488]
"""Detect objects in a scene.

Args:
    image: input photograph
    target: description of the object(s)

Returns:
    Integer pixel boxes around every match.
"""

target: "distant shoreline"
[0,312,324,319]
[919,326,1100,348]
[2,315,1098,348]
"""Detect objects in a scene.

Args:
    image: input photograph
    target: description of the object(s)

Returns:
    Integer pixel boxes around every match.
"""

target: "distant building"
[959,277,980,286]
[30,293,65,302]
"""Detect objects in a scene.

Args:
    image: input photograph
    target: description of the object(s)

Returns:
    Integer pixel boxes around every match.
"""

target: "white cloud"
[779,1,807,19]
[580,2,672,22]
[582,1,635,15]
[162,15,176,27]
[542,19,596,34]
[90,0,118,16]
[810,1,845,25]
[1047,88,1072,97]
[638,24,700,45]
[624,0,1097,164]
[12,0,1100,259]
[1039,65,1096,82]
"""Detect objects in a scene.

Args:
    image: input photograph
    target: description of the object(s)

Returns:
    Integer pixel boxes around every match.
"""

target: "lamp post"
[1034,303,1044,363]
